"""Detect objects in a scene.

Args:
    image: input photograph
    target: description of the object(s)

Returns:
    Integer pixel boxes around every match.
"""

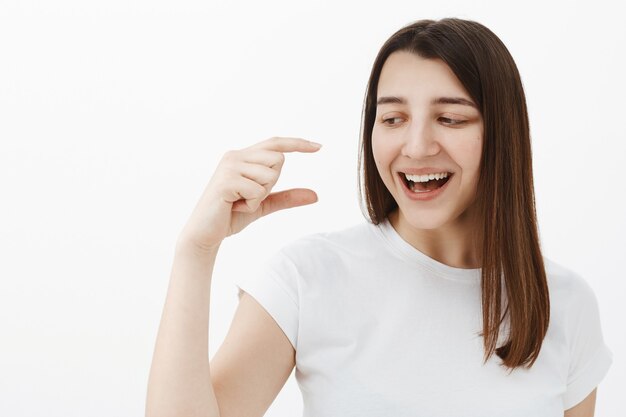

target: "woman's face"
[372,51,483,231]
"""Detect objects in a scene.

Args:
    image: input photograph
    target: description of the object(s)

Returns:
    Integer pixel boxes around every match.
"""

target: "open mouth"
[399,172,453,192]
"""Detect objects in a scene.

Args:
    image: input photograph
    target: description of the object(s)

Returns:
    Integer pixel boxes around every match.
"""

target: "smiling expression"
[371,50,484,231]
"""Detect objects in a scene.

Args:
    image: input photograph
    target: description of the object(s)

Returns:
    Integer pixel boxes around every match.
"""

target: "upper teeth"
[404,172,450,182]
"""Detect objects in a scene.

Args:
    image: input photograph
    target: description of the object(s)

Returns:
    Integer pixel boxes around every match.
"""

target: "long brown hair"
[357,18,550,371]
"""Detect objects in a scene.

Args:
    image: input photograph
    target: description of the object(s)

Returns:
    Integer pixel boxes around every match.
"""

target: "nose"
[401,118,441,159]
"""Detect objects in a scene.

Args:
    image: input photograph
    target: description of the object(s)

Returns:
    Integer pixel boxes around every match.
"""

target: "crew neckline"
[372,216,482,282]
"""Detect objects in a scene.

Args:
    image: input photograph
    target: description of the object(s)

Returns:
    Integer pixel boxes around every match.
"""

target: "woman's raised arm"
[145,137,321,417]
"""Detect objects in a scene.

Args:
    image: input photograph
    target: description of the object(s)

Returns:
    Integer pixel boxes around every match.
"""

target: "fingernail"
[308,141,322,148]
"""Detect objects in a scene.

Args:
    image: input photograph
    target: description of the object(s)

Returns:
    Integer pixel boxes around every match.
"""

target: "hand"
[177,137,322,252]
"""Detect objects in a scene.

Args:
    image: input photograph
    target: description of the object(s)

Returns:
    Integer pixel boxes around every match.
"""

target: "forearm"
[146,240,222,417]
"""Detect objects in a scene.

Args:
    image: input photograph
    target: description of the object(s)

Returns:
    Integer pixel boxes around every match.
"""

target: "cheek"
[470,137,483,170]
[453,135,482,172]
[370,134,394,187]
[370,133,386,168]
[371,127,398,158]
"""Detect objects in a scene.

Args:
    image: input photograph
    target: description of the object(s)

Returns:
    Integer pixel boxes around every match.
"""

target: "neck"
[388,207,482,269]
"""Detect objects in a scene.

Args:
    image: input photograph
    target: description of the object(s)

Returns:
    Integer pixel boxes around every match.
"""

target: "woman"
[146,18,613,417]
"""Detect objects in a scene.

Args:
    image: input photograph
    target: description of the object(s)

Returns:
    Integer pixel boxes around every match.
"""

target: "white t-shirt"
[235,217,613,417]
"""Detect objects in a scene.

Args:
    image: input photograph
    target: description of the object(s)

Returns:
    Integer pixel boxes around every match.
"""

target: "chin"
[400,209,452,231]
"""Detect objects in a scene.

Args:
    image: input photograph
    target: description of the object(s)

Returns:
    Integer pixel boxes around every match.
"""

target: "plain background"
[1,0,624,416]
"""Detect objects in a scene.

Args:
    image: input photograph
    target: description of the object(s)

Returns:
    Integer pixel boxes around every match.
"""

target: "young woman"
[146,18,613,417]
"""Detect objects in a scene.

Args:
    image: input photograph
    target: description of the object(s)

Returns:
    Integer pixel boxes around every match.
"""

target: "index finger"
[247,136,323,153]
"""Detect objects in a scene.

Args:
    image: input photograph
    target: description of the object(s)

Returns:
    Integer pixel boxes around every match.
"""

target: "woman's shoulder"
[272,219,378,264]
[542,256,599,306]
[286,219,373,246]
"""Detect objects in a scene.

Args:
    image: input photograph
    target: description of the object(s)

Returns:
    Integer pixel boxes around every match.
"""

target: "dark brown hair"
[357,18,550,371]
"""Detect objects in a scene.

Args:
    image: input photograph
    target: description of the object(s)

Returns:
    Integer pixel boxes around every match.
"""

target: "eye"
[382,117,403,126]
[439,117,466,126]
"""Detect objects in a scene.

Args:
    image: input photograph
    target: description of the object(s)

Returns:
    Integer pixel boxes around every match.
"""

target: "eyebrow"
[376,95,477,108]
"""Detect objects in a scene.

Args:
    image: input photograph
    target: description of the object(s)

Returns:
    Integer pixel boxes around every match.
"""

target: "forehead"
[377,51,469,100]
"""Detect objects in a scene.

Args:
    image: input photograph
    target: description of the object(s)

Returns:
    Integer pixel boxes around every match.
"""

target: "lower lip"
[398,173,453,201]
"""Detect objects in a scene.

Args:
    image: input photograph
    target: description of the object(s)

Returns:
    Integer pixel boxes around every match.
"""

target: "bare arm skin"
[564,388,597,417]
[145,243,222,417]
[209,290,296,417]
[145,137,320,417]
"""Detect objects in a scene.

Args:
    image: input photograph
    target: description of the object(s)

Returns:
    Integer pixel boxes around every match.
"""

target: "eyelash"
[382,117,466,126]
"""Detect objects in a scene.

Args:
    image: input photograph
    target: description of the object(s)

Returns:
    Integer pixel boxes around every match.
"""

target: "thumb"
[260,188,318,218]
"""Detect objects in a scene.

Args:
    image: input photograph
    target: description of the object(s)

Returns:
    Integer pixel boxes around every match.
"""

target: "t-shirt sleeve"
[562,275,613,410]
[234,249,300,351]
